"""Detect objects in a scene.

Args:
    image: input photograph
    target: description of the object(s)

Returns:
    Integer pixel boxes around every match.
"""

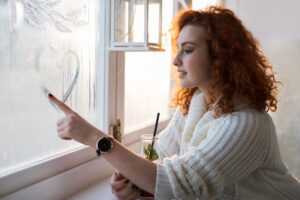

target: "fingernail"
[124,179,129,184]
[48,93,53,98]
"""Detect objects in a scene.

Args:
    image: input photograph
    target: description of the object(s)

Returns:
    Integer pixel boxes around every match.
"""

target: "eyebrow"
[176,41,198,47]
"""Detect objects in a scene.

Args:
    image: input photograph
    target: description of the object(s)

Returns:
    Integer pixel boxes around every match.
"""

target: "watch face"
[98,137,112,152]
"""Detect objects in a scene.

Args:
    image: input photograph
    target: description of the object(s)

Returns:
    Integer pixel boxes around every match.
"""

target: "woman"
[49,6,300,200]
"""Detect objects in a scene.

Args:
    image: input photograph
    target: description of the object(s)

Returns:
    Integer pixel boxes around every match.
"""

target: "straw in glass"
[149,112,160,159]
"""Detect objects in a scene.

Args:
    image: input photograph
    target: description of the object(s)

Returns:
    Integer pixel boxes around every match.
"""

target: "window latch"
[110,119,122,143]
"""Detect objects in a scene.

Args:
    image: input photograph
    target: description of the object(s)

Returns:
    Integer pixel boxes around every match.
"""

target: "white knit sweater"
[154,91,300,200]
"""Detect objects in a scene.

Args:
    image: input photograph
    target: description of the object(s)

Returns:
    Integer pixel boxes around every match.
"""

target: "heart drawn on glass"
[34,45,80,110]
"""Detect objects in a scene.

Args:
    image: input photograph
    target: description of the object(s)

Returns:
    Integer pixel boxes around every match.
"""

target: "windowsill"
[65,176,117,200]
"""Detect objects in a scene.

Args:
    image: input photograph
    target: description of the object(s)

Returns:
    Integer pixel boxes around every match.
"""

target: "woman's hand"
[48,93,103,147]
[110,170,143,200]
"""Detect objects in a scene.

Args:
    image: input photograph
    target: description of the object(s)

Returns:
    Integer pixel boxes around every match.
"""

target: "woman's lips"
[178,71,187,78]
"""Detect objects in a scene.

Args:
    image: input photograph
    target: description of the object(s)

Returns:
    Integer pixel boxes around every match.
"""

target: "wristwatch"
[96,136,114,156]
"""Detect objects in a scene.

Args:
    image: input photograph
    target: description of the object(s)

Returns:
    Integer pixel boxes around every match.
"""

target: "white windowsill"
[66,176,117,200]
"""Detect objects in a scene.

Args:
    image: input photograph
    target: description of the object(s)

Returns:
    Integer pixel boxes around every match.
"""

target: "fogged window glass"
[0,0,98,175]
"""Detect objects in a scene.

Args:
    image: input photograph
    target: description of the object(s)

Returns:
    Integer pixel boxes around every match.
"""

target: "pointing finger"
[48,93,73,115]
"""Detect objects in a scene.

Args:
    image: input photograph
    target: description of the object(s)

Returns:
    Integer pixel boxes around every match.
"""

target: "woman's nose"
[172,53,182,66]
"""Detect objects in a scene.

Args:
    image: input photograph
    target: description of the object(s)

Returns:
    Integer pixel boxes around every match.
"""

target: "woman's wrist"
[88,129,107,149]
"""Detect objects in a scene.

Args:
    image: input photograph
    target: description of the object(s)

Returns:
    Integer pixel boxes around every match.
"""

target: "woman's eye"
[184,49,193,54]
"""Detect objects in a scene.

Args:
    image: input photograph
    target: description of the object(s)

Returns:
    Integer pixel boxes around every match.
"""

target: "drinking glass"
[137,134,159,199]
[140,134,159,161]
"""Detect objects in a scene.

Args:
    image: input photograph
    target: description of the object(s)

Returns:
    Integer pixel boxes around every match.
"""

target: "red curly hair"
[170,6,281,116]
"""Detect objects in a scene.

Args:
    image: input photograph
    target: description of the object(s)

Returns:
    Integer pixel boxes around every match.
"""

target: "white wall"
[226,0,300,178]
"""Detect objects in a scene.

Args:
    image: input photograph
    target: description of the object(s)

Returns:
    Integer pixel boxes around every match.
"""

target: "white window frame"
[0,1,171,199]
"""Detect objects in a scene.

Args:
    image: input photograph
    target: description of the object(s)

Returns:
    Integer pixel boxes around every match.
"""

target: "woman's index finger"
[48,93,73,115]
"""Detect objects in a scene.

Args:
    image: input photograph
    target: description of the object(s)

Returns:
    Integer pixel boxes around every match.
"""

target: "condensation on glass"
[0,0,98,175]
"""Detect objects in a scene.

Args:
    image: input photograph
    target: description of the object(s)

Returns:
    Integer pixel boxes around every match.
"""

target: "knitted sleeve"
[154,110,271,199]
[156,107,186,159]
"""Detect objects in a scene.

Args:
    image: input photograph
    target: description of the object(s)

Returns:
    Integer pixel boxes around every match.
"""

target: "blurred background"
[224,0,300,179]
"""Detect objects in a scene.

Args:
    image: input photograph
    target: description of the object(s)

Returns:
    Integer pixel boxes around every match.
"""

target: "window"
[123,0,173,134]
[192,0,221,10]
[111,0,163,50]
[0,0,175,199]
[173,0,222,11]
[0,0,99,177]
[124,51,172,133]
[110,0,174,141]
